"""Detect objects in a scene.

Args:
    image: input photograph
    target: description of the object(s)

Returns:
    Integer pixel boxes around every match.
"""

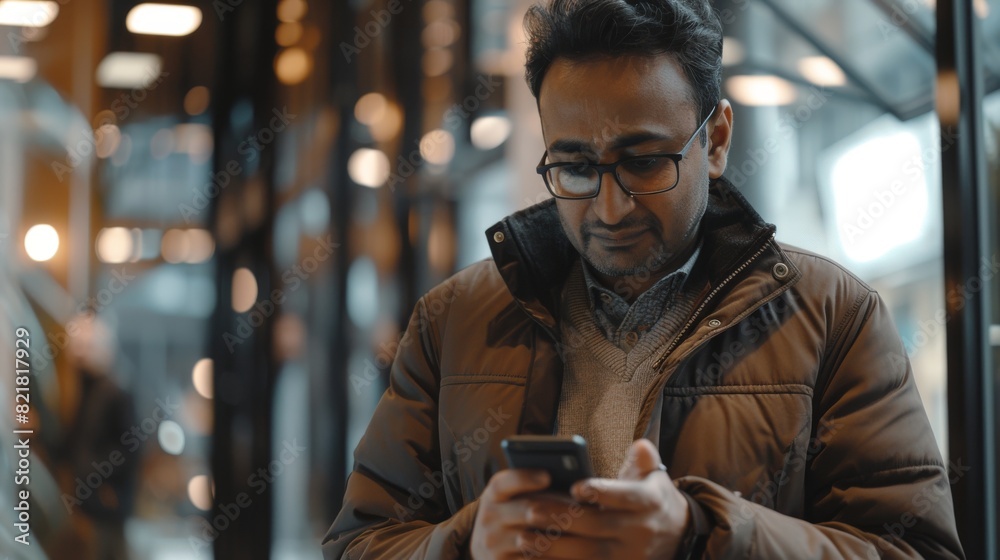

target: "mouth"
[591,229,648,246]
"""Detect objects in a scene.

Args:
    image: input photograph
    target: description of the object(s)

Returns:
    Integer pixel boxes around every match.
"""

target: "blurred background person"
[52,312,136,560]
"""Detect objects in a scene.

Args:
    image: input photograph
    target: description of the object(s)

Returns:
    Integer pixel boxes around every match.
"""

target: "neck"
[587,238,700,304]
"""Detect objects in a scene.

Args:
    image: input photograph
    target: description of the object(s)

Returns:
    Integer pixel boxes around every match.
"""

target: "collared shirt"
[579,241,702,350]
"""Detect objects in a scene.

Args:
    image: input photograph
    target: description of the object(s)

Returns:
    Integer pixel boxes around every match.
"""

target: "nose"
[590,169,635,226]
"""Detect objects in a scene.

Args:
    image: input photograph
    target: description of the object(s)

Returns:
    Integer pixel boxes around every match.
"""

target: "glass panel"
[764,0,937,114]
[980,1,1000,554]
[720,0,950,459]
[979,0,1000,79]
[730,1,870,102]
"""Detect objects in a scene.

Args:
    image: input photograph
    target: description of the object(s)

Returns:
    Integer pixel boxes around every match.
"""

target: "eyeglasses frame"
[535,105,718,200]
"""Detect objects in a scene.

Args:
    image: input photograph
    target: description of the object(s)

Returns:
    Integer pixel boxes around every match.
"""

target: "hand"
[517,439,691,559]
[469,468,555,560]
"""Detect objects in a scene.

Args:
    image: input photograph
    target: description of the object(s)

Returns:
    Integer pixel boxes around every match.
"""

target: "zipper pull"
[653,350,669,371]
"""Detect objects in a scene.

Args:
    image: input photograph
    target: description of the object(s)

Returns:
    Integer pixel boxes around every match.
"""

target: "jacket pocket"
[659,388,813,518]
[437,376,525,512]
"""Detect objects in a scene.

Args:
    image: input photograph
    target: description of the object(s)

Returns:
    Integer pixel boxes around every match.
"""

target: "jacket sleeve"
[322,293,479,559]
[675,290,965,559]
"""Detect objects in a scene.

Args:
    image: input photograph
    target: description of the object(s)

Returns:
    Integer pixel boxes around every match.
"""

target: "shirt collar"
[579,240,703,324]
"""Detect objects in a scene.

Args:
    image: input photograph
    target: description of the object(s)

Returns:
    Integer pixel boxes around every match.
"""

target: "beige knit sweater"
[554,258,700,477]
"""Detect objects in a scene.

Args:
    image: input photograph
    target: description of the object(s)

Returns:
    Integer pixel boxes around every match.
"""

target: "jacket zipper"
[651,232,775,373]
[633,233,776,442]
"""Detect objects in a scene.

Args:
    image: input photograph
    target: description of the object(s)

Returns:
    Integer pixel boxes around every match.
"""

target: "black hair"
[524,0,723,128]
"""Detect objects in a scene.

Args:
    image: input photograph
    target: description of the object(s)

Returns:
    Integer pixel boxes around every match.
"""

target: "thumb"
[617,439,661,480]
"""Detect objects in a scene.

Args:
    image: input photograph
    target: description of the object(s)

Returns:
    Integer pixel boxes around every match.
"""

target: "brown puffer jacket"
[322,177,965,559]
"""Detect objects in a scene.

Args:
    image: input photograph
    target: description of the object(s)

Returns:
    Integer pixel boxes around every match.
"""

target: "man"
[323,0,965,558]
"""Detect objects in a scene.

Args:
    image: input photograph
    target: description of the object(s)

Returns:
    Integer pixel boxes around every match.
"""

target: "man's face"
[538,54,730,280]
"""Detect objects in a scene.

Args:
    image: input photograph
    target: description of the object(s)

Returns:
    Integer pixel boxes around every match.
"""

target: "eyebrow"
[548,131,675,154]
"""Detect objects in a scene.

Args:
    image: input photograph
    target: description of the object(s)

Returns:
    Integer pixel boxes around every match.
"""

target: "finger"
[570,476,666,512]
[482,499,544,530]
[617,439,662,480]
[516,530,616,560]
[524,500,631,538]
[523,491,578,509]
[486,469,551,502]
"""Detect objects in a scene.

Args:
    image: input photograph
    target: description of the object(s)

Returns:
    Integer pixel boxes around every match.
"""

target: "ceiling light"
[96,227,134,263]
[184,229,215,263]
[369,102,402,141]
[275,21,303,46]
[274,47,312,85]
[470,115,511,150]
[191,358,213,399]
[94,124,122,159]
[96,52,163,89]
[0,1,58,28]
[347,148,390,188]
[126,3,202,37]
[161,228,190,263]
[24,224,58,262]
[798,56,846,87]
[231,267,258,313]
[722,37,745,67]
[183,85,210,116]
[726,75,797,106]
[0,56,36,82]
[157,420,185,455]
[419,129,455,166]
[277,0,307,22]
[354,92,387,126]
[187,475,213,511]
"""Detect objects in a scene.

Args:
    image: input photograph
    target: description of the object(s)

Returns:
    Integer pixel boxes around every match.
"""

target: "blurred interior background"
[0,0,998,558]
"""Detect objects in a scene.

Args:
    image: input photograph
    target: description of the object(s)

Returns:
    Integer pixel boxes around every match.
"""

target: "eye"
[628,157,658,169]
[563,162,593,177]
[622,157,665,174]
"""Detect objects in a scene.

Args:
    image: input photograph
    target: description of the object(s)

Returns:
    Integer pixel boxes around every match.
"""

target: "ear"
[706,99,734,180]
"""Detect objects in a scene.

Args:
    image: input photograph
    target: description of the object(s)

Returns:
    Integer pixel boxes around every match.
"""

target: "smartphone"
[501,435,595,493]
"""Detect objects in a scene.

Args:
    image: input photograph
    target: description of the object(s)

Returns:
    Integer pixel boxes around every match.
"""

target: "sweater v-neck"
[561,258,688,382]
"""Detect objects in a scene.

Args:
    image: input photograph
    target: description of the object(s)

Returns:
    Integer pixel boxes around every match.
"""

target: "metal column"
[938,0,997,557]
[209,0,281,558]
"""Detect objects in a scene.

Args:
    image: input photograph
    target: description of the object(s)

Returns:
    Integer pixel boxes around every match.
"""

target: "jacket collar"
[485,175,779,336]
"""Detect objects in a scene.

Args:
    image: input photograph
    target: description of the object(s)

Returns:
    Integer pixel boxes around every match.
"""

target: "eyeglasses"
[536,106,716,200]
